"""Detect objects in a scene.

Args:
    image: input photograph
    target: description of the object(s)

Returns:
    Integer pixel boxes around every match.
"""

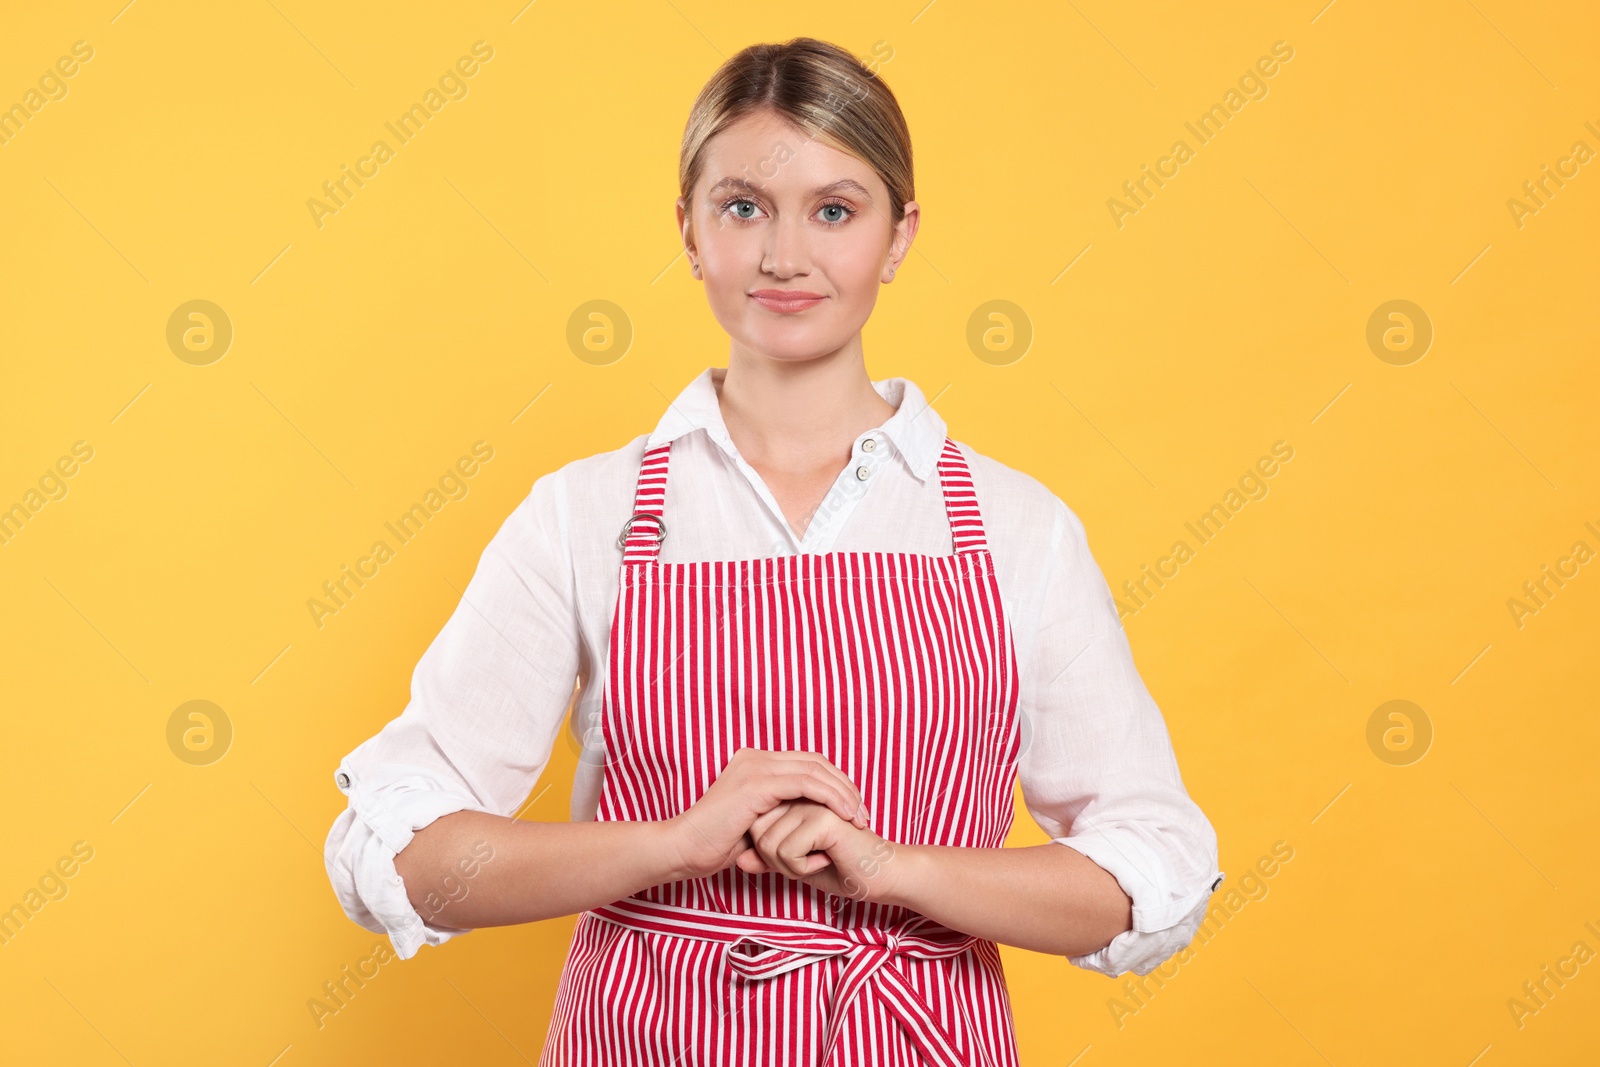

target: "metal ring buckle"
[616,512,667,552]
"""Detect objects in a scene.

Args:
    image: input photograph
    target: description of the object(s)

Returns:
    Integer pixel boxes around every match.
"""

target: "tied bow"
[588,897,993,1067]
[723,915,983,1067]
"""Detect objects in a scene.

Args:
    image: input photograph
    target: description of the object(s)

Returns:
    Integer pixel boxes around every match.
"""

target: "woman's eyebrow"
[706,176,874,200]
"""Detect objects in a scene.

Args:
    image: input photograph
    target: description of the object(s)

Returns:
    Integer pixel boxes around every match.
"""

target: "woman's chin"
[726,322,866,364]
[727,333,842,364]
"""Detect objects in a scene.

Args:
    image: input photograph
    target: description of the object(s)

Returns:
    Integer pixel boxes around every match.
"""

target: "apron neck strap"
[934,438,990,554]
[618,442,671,564]
[619,435,990,563]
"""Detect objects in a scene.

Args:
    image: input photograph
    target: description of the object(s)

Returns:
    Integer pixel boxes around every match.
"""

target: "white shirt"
[323,366,1223,977]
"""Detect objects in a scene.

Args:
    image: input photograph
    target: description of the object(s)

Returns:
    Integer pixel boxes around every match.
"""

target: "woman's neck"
[714,345,897,476]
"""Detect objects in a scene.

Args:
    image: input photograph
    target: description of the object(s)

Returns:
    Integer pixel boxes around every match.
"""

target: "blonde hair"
[679,38,913,225]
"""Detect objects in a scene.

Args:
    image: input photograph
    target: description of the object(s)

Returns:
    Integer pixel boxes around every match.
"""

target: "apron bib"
[539,437,1023,1066]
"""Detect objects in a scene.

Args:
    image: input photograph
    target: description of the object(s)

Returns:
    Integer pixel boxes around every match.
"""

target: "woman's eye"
[721,198,853,224]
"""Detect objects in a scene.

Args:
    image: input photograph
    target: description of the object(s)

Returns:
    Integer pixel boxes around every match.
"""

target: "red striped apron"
[539,436,1023,1066]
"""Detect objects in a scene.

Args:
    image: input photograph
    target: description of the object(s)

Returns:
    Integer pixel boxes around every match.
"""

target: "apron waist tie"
[588,895,980,1067]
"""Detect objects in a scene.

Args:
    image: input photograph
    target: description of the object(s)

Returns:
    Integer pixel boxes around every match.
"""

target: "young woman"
[324,37,1221,1066]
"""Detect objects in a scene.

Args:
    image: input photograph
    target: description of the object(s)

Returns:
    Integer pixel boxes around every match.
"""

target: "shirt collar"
[646,366,947,483]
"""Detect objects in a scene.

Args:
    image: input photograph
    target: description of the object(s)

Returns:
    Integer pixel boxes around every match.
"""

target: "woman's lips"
[749,290,826,313]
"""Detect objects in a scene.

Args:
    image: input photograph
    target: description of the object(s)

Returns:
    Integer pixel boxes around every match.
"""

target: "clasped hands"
[667,748,901,904]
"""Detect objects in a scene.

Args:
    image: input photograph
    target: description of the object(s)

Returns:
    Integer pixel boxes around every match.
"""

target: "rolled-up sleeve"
[323,467,583,960]
[1017,496,1223,978]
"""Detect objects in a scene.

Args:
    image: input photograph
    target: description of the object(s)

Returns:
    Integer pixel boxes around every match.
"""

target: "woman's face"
[677,108,919,364]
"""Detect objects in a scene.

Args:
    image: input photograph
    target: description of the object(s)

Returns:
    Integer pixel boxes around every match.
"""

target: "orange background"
[1,1,1596,1063]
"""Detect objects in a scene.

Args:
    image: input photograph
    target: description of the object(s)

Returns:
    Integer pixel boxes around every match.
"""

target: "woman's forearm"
[393,810,689,931]
[877,841,1132,957]
[393,811,1131,956]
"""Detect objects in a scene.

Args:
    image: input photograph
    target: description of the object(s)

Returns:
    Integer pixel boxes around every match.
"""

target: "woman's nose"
[762,214,809,277]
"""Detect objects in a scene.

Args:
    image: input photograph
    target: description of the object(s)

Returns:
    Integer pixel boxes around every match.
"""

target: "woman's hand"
[666,749,871,881]
[737,799,905,905]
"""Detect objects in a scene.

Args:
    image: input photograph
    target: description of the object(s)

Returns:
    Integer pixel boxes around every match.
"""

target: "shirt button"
[861,438,878,452]
[855,465,870,481]
[336,771,351,789]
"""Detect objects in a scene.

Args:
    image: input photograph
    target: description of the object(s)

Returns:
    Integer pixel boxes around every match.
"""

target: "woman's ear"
[882,199,920,283]
[676,197,700,278]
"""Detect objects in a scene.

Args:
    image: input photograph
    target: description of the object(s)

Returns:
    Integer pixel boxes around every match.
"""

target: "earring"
[691,261,701,276]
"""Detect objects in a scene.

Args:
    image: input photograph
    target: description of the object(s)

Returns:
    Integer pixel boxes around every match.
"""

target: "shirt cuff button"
[336,771,351,789]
